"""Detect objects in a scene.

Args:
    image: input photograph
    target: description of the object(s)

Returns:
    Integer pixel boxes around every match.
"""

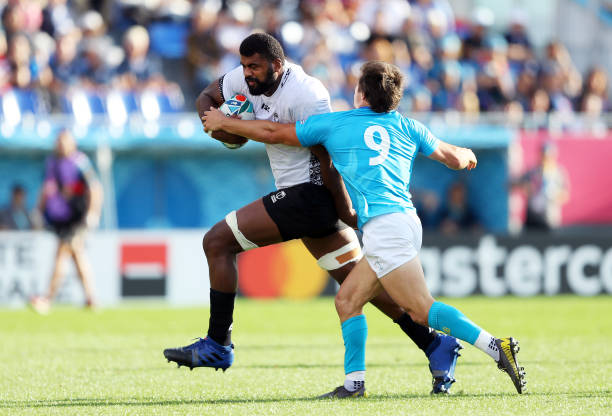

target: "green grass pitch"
[1,296,610,415]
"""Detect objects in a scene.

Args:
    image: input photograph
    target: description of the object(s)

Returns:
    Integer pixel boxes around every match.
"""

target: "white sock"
[474,330,500,361]
[344,371,365,392]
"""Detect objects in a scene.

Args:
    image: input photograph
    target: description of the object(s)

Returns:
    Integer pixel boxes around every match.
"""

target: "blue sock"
[342,314,368,374]
[428,301,482,345]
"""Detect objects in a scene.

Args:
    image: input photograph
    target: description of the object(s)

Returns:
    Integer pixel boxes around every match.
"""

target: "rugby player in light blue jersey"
[203,61,526,397]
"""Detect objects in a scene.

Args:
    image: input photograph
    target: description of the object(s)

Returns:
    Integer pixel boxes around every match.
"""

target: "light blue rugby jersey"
[296,107,439,229]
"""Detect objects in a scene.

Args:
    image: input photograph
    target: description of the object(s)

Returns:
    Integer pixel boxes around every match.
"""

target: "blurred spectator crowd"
[0,0,610,123]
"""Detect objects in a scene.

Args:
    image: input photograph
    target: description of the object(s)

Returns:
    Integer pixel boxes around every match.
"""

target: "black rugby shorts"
[262,182,347,241]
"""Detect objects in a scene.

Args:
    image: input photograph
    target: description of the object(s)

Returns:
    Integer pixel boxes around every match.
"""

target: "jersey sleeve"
[412,119,439,156]
[295,113,332,147]
[221,66,246,102]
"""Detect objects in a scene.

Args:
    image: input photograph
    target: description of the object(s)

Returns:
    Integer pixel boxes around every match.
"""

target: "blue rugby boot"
[425,334,463,394]
[164,337,234,371]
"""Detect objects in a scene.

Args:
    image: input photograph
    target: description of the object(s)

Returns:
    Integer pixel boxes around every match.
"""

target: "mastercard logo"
[237,240,329,298]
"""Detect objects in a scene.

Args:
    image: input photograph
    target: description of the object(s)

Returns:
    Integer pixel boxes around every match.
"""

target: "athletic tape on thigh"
[225,211,258,251]
[317,240,363,270]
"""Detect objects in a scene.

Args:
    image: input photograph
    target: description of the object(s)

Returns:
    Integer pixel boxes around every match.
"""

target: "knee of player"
[202,225,229,257]
[68,239,84,255]
[334,289,357,320]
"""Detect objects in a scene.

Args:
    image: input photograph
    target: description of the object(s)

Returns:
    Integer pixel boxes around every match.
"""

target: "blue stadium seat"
[59,90,106,123]
[148,21,189,59]
[122,92,139,113]
[156,92,178,113]
[88,92,106,114]
[13,89,44,114]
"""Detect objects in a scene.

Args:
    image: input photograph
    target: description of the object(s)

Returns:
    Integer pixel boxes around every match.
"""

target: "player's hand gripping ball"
[207,94,255,149]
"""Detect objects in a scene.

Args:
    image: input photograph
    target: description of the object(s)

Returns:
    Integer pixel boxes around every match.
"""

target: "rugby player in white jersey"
[163,33,462,394]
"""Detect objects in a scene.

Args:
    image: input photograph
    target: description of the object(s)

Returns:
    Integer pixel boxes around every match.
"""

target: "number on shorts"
[364,125,390,165]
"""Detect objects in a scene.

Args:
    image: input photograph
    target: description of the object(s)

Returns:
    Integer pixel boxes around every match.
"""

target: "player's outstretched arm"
[309,145,358,229]
[203,107,301,146]
[428,141,477,170]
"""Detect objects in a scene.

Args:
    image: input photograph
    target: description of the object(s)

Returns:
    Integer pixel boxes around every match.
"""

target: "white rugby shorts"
[362,210,423,278]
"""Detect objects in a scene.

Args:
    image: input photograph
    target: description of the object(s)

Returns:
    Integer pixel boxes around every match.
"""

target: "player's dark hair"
[358,61,404,113]
[239,33,285,63]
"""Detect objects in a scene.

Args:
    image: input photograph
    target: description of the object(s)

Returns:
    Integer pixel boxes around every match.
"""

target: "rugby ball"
[217,94,255,149]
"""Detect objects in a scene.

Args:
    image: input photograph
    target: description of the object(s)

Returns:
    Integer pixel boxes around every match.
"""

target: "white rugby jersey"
[221,62,331,189]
